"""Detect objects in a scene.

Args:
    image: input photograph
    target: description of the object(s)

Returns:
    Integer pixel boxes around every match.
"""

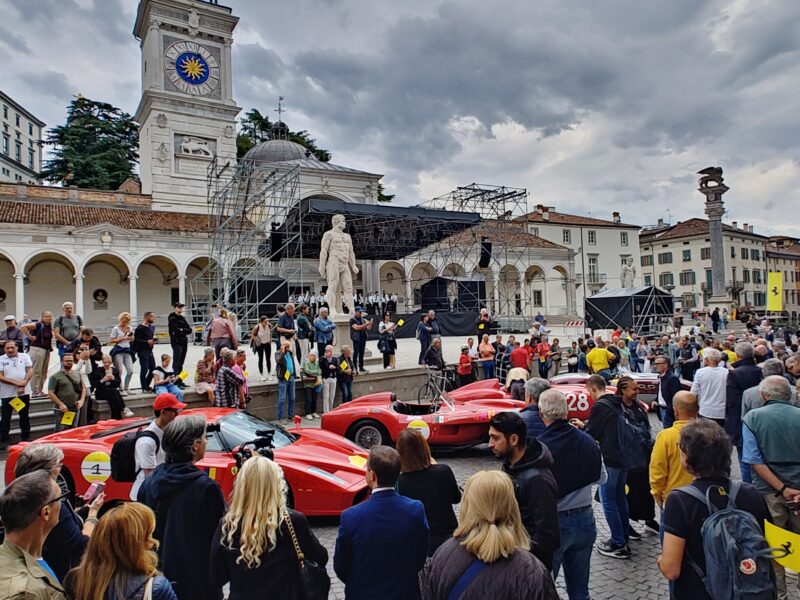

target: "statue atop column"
[319,214,359,317]
[620,256,636,288]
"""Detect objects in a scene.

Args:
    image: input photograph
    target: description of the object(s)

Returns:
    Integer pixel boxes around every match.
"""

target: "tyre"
[417,382,433,403]
[57,466,77,506]
[347,420,390,450]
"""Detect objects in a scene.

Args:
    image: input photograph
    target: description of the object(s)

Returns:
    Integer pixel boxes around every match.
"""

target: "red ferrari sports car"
[550,372,691,408]
[320,379,599,449]
[3,408,370,517]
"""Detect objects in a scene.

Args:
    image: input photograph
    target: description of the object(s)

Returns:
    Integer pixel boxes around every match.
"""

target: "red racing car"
[4,408,370,517]
[320,379,599,450]
[550,372,691,409]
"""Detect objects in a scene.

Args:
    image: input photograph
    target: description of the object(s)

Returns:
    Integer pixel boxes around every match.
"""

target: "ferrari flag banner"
[767,272,783,312]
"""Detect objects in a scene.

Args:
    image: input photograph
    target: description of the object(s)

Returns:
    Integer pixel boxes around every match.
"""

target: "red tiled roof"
[519,210,639,229]
[450,221,569,250]
[640,218,767,242]
[0,200,214,233]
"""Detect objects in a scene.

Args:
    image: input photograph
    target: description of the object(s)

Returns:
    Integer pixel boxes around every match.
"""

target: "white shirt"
[690,365,729,419]
[130,420,166,500]
[0,353,32,398]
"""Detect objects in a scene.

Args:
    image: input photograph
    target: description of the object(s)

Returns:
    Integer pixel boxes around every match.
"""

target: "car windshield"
[218,411,296,451]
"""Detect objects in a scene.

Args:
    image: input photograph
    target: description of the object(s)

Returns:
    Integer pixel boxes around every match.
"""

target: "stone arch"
[0,251,17,317]
[441,263,466,278]
[186,256,219,319]
[472,266,494,312]
[379,261,406,299]
[526,265,547,310]
[548,265,570,315]
[82,253,132,330]
[24,252,77,320]
[498,265,522,316]
[409,262,436,308]
[136,255,180,322]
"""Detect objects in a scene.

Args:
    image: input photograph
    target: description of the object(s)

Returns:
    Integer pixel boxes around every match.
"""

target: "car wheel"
[57,467,77,505]
[348,420,389,450]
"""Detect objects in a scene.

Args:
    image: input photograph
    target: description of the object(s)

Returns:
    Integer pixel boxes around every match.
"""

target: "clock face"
[164,41,220,96]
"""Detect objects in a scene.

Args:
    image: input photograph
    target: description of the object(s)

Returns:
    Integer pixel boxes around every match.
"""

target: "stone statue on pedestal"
[319,214,359,317]
[621,256,636,288]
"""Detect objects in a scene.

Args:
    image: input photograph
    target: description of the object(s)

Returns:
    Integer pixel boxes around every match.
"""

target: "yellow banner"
[764,520,800,572]
[767,272,783,312]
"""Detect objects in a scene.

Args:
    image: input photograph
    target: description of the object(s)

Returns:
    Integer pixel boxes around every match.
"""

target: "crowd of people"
[2,303,800,599]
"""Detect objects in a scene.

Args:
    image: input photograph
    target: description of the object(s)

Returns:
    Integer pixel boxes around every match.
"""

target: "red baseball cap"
[153,393,187,411]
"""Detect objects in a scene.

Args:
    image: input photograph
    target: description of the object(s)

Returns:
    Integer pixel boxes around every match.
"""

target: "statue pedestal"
[707,294,732,314]
[330,314,374,359]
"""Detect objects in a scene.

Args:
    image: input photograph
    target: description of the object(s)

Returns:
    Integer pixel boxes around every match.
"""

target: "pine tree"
[41,95,139,190]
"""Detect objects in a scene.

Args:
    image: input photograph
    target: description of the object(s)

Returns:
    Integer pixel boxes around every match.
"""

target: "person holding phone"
[153,354,185,402]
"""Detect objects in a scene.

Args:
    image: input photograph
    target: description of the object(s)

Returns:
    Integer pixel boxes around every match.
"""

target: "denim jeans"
[552,507,597,600]
[738,446,752,483]
[304,387,319,414]
[597,369,612,383]
[600,466,630,547]
[352,338,367,370]
[339,379,353,403]
[277,377,296,419]
[659,406,675,428]
[137,350,156,390]
[154,383,184,402]
[483,361,495,379]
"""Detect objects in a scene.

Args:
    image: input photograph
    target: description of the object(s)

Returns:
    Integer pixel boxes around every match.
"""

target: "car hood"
[276,427,368,477]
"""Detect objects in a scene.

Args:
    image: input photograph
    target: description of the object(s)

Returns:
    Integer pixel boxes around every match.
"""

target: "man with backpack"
[742,376,800,599]
[127,392,185,500]
[659,419,774,600]
[53,301,83,362]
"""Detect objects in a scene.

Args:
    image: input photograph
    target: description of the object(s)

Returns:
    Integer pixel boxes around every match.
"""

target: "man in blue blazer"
[655,356,682,427]
[334,446,429,600]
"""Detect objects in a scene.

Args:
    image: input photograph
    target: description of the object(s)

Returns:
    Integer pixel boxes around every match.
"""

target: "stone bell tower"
[133,0,241,212]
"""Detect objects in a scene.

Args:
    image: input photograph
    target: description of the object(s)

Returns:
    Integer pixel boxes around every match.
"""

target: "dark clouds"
[2,0,799,233]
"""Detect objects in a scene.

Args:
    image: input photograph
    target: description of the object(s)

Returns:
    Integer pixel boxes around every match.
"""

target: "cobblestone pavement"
[312,416,671,599]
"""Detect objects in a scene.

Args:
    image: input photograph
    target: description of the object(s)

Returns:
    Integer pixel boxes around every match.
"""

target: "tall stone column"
[698,167,730,309]
[14,273,25,317]
[74,274,85,317]
[178,275,187,305]
[404,277,413,312]
[129,275,138,318]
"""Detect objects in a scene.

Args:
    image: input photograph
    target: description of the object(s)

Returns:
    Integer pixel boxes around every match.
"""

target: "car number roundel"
[407,419,431,439]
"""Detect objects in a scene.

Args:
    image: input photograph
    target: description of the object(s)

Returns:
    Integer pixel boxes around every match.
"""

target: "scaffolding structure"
[188,156,302,328]
[408,184,566,317]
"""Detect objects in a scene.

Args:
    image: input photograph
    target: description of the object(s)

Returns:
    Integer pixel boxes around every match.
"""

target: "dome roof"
[243,139,311,163]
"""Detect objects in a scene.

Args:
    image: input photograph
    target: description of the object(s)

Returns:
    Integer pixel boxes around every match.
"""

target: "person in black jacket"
[89,355,132,419]
[725,342,763,484]
[133,311,157,393]
[488,411,559,570]
[210,455,327,600]
[138,415,225,600]
[396,428,461,555]
[167,303,192,387]
[66,328,103,367]
[655,356,682,427]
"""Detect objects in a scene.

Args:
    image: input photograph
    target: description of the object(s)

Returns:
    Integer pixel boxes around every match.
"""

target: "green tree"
[236,108,331,162]
[41,95,139,190]
[377,182,394,203]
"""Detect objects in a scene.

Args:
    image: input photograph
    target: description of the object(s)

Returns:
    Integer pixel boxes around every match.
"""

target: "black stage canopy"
[584,286,675,334]
[276,197,481,261]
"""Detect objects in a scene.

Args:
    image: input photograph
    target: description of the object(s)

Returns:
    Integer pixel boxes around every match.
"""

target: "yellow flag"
[284,369,291,381]
[178,370,189,381]
[767,272,783,311]
[478,323,485,330]
[61,411,76,426]
[764,520,800,571]
[397,319,405,327]
[9,397,25,412]
[340,360,349,371]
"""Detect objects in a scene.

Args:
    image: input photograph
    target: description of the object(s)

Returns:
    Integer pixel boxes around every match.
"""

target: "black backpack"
[110,428,160,482]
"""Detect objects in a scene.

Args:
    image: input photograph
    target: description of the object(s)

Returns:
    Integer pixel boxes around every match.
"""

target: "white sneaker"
[122,407,135,418]
[305,414,314,421]
[312,413,320,419]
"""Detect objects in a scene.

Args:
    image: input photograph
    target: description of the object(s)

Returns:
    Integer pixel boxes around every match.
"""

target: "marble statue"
[621,256,636,288]
[319,214,359,317]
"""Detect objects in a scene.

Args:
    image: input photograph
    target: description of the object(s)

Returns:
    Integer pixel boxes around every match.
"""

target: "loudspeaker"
[269,223,284,262]
[479,240,492,268]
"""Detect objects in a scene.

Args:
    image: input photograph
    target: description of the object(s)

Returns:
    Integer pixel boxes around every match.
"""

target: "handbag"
[567,356,578,366]
[284,510,330,600]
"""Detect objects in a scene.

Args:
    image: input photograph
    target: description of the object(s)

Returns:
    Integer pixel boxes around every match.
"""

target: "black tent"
[584,286,675,334]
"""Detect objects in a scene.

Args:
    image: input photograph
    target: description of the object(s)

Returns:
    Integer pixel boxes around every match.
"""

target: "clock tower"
[133,0,241,212]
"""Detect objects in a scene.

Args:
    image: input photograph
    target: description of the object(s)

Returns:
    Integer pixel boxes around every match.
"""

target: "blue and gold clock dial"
[164,41,220,96]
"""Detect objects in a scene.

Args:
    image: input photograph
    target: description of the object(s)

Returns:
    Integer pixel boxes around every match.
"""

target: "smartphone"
[84,482,105,503]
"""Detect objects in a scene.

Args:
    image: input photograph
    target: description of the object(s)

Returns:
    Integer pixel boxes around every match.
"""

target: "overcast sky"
[2,0,798,234]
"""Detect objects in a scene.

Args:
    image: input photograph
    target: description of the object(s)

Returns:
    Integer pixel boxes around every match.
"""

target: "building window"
[2,134,7,155]
[620,232,628,246]
[753,270,762,284]
[14,142,21,161]
[679,271,696,286]
[743,269,750,283]
[741,247,749,259]
[731,246,736,258]
[659,272,674,287]
[682,293,697,309]
[658,252,673,264]
[641,255,653,267]
[751,249,760,261]
[701,247,711,260]
[562,229,571,244]
[644,274,652,286]
[531,227,539,237]
[587,230,596,245]
[28,123,33,136]
[533,290,543,306]
[28,150,34,169]
[2,105,7,119]
[682,249,691,262]
[15,114,20,127]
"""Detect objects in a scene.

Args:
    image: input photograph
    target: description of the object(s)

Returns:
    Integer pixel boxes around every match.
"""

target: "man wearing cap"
[168,302,193,387]
[0,315,25,355]
[129,392,185,500]
[349,307,372,374]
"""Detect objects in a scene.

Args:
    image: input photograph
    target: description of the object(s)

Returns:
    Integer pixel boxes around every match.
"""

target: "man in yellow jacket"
[649,391,699,510]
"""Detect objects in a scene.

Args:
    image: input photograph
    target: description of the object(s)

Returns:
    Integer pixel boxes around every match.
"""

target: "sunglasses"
[39,490,70,513]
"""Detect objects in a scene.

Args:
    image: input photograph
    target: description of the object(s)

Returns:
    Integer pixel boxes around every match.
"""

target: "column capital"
[13,273,25,280]
[128,275,139,281]
[74,274,85,281]
[177,275,187,281]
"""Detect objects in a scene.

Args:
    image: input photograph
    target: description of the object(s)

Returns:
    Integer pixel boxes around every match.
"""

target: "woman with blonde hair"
[423,470,558,600]
[210,455,328,599]
[66,502,177,600]
[109,311,135,395]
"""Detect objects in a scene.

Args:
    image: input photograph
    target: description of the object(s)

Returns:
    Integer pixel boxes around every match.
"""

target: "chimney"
[731,221,737,229]
[535,204,544,213]
[612,211,621,224]
[542,207,550,221]
[742,223,748,231]
[749,225,754,233]
[657,218,664,227]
